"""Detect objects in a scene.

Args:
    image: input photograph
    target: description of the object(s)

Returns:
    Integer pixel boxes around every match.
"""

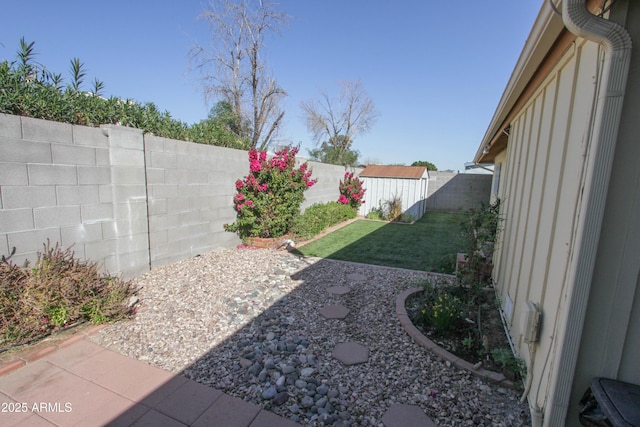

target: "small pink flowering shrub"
[338,172,366,210]
[224,146,317,239]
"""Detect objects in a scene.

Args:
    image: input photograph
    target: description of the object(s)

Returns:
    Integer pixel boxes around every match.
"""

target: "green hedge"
[291,202,357,241]
[0,39,250,150]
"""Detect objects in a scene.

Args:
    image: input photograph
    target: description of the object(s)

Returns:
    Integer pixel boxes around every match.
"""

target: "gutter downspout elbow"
[545,1,632,426]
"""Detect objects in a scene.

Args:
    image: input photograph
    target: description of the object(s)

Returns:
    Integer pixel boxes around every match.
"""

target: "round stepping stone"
[326,285,351,295]
[346,273,367,282]
[319,304,350,319]
[381,403,436,427]
[332,342,369,365]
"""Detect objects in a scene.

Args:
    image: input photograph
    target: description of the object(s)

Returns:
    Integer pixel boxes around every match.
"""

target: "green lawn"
[294,211,465,273]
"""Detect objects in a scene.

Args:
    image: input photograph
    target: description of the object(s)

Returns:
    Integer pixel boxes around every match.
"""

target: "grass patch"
[294,211,465,272]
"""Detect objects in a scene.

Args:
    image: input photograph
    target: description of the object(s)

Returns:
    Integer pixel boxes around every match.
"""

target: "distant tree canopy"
[189,101,251,149]
[307,142,359,166]
[301,80,378,166]
[411,160,438,171]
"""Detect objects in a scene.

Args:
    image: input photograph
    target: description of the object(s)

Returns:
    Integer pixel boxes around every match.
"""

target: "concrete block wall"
[0,114,356,278]
[425,171,492,212]
[1,113,491,278]
[299,161,361,211]
[101,125,150,278]
[145,136,245,268]
[0,115,138,276]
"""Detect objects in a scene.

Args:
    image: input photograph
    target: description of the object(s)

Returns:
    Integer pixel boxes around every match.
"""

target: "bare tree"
[301,80,379,164]
[190,0,288,150]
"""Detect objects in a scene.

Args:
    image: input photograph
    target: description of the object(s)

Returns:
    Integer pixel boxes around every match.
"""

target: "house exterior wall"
[492,38,603,422]
[570,0,640,415]
[357,176,428,220]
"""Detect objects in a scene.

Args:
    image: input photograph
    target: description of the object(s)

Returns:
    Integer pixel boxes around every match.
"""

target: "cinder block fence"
[0,114,352,279]
[0,113,491,279]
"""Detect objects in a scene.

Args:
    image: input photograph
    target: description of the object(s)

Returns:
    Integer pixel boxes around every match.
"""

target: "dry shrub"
[0,241,138,349]
[386,195,403,222]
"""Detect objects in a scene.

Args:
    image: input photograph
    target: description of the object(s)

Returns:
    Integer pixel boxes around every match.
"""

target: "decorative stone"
[327,285,351,295]
[319,304,350,319]
[332,342,369,365]
[301,395,315,408]
[262,385,277,400]
[346,273,367,282]
[281,364,295,375]
[273,391,289,406]
[381,403,436,427]
[300,367,315,377]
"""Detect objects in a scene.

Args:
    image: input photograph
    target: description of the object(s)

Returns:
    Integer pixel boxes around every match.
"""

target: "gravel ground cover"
[90,248,530,426]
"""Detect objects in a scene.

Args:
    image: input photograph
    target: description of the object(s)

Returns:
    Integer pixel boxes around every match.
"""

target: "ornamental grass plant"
[0,241,137,349]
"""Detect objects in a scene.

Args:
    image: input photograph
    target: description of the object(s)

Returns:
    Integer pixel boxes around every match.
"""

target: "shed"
[357,165,429,220]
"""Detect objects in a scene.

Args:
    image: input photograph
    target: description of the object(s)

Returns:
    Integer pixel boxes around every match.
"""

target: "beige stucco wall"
[492,37,601,422]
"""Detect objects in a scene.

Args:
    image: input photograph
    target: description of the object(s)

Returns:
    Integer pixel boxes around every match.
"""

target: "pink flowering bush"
[338,172,366,210]
[224,146,317,239]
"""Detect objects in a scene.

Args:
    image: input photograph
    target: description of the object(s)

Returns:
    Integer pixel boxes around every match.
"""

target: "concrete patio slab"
[0,335,301,427]
[319,304,350,319]
[381,403,436,427]
[332,342,370,365]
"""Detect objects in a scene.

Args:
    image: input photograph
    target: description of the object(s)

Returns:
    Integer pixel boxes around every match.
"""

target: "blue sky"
[1,1,542,171]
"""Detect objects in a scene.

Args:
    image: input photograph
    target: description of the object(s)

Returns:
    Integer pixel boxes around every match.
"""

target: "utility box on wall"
[357,165,429,220]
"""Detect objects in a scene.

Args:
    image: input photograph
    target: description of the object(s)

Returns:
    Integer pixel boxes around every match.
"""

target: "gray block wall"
[1,113,491,279]
[0,114,358,278]
[299,161,362,211]
[144,135,246,268]
[0,116,152,279]
[425,171,492,212]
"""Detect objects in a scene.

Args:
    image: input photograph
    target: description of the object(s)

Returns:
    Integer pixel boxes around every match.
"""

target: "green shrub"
[0,39,249,150]
[0,241,138,348]
[366,204,385,220]
[491,347,526,381]
[416,280,464,334]
[428,294,462,332]
[291,202,357,240]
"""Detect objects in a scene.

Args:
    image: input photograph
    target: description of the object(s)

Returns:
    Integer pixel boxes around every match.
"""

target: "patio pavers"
[346,272,367,282]
[326,285,351,295]
[0,339,302,427]
[319,304,350,319]
[332,342,370,365]
[381,403,436,427]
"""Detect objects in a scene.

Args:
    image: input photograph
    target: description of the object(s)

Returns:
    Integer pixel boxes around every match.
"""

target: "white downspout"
[545,1,632,426]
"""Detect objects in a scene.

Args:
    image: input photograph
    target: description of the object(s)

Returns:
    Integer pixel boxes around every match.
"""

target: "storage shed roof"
[358,165,428,179]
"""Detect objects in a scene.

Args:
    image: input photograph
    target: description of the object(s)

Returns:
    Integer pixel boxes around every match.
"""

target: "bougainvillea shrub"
[338,172,366,210]
[224,147,316,239]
